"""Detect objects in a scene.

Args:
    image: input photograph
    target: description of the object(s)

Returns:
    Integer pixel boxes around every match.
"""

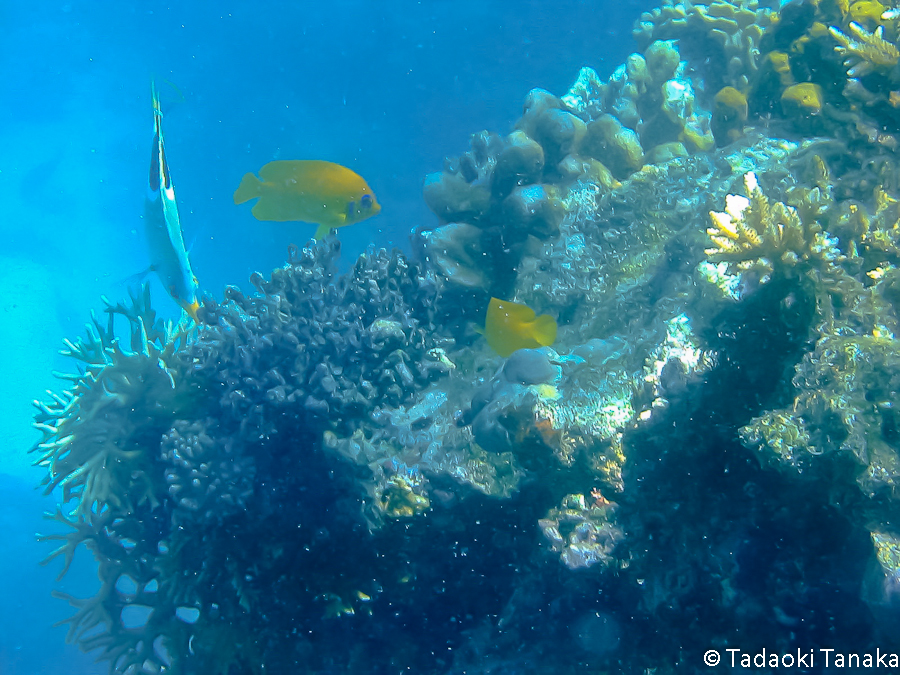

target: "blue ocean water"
[0,2,652,673]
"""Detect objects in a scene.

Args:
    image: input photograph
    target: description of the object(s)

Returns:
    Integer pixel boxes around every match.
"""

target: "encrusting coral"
[538,492,623,570]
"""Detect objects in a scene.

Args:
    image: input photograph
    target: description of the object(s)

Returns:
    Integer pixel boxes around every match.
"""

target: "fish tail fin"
[313,224,332,240]
[532,315,558,347]
[181,298,201,322]
[148,79,168,197]
[150,79,164,131]
[150,79,160,112]
[233,173,262,204]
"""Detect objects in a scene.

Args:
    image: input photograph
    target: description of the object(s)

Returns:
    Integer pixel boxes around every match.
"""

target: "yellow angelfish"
[233,160,381,240]
[484,297,557,357]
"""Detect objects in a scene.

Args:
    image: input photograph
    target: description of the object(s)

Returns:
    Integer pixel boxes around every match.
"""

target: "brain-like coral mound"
[160,418,256,520]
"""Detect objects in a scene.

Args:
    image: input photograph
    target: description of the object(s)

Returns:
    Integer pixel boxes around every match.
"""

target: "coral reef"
[419,37,721,303]
[732,170,900,507]
[633,0,776,93]
[32,0,900,671]
[538,492,623,570]
[31,286,190,518]
[33,242,461,673]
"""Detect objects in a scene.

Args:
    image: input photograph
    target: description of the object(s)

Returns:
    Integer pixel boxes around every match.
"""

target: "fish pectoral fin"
[120,266,155,288]
[313,224,332,240]
[234,173,263,205]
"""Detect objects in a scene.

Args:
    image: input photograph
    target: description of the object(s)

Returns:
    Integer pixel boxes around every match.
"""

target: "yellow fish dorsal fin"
[233,173,263,205]
[257,160,305,183]
[484,297,557,357]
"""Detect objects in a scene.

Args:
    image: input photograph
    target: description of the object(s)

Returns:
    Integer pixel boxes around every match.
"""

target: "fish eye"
[361,194,373,209]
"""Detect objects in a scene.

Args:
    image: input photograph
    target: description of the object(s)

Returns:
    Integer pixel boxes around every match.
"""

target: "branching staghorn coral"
[706,170,842,280]
[31,286,190,518]
[830,21,900,77]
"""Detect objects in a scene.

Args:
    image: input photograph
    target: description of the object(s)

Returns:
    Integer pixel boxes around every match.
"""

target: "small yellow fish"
[484,297,557,357]
[233,160,381,240]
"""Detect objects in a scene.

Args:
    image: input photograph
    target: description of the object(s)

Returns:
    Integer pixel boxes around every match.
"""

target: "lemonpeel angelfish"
[233,160,381,240]
[484,297,557,357]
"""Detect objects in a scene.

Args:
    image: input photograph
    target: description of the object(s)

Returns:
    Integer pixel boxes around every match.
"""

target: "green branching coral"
[31,286,190,518]
[830,21,900,76]
[706,170,842,280]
